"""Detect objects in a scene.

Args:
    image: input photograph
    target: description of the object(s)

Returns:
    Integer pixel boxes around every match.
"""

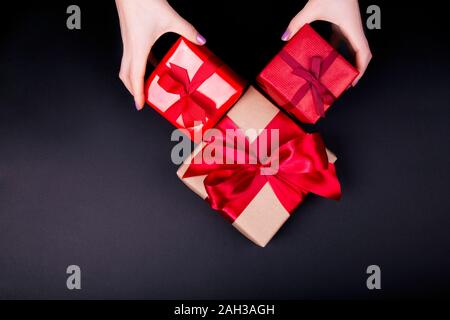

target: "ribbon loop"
[184,129,341,220]
[157,57,221,128]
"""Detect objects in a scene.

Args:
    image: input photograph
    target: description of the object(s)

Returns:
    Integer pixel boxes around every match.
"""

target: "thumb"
[282,4,317,41]
[170,16,206,45]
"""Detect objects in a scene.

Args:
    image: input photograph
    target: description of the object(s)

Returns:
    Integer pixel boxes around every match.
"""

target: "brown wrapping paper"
[177,86,336,247]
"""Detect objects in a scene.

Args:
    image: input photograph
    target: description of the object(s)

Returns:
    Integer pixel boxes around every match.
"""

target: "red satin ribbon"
[279,50,338,118]
[157,57,221,128]
[183,115,341,222]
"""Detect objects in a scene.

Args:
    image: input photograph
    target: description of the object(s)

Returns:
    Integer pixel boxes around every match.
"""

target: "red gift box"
[145,37,245,142]
[177,87,341,247]
[257,24,359,124]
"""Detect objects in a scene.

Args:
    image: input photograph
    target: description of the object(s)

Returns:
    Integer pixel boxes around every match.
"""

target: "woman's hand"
[282,0,372,86]
[116,0,206,110]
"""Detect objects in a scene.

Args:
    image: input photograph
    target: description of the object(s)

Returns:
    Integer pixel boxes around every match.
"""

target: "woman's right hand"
[115,0,206,110]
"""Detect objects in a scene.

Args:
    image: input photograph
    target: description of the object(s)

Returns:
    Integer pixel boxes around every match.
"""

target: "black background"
[0,0,449,299]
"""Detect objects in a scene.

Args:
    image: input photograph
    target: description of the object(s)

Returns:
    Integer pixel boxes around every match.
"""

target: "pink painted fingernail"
[135,102,142,110]
[196,34,206,45]
[281,30,290,41]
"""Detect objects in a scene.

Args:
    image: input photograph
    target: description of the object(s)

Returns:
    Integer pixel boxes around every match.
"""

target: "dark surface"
[0,0,449,299]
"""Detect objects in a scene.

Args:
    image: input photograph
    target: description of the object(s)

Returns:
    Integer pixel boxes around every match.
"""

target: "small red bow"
[158,58,220,128]
[280,50,338,118]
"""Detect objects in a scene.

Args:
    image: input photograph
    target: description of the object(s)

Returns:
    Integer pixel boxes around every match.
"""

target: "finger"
[352,45,372,86]
[130,72,146,110]
[170,16,206,45]
[282,4,317,41]
[332,22,372,86]
[119,58,133,95]
[129,55,148,110]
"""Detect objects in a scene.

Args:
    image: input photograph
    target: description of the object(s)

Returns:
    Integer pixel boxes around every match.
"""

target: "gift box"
[145,37,245,142]
[177,86,341,247]
[257,24,359,124]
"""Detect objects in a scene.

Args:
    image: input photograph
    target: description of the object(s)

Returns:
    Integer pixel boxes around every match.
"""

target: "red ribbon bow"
[183,117,341,221]
[157,57,221,128]
[279,50,338,118]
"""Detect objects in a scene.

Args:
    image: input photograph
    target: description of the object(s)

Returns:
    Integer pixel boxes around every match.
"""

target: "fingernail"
[135,102,142,110]
[196,34,206,45]
[281,30,290,41]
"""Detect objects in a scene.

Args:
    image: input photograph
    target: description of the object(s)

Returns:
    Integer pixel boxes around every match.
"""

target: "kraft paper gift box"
[145,37,245,142]
[257,24,359,124]
[177,86,341,247]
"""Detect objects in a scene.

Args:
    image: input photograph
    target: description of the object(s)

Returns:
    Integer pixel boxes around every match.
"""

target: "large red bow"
[183,117,341,222]
[157,58,220,128]
[279,50,338,118]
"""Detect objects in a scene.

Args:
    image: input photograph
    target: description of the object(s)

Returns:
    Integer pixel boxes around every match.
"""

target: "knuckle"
[130,67,144,82]
[364,51,373,65]
[363,43,372,58]
[119,68,129,81]
[292,15,302,27]
[130,79,143,94]
[129,75,142,89]
[118,71,126,82]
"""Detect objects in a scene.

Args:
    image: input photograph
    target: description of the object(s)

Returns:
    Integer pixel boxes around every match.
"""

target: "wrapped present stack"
[145,24,359,247]
[177,87,341,247]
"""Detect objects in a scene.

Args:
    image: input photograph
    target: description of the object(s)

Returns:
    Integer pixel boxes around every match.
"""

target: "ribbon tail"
[190,91,218,119]
[268,176,307,213]
[163,99,186,124]
[181,98,207,129]
[295,165,341,200]
[311,87,325,118]
[263,133,340,211]
[204,169,266,222]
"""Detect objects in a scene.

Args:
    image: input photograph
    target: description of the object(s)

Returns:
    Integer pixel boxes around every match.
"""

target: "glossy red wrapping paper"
[145,37,245,142]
